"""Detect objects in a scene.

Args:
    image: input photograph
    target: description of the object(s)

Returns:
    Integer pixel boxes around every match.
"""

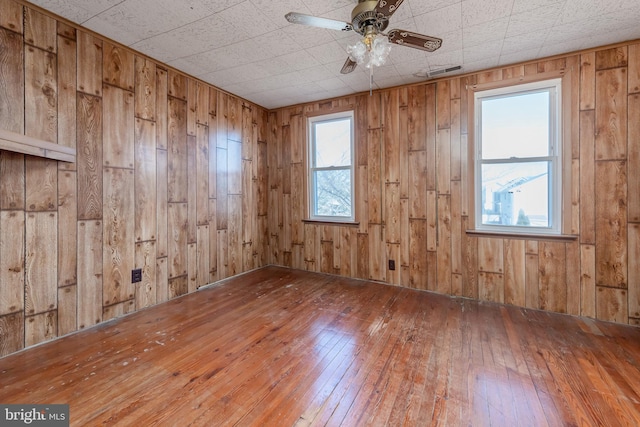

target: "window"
[474,78,562,234]
[307,111,355,222]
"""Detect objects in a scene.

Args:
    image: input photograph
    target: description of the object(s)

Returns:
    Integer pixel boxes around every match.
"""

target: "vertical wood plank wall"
[268,44,640,327]
[0,0,268,357]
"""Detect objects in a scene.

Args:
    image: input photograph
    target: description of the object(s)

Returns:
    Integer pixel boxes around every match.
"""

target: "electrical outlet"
[388,260,396,271]
[132,268,142,283]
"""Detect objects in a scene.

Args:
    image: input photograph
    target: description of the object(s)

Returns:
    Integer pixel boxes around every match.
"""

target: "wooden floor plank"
[1,266,640,426]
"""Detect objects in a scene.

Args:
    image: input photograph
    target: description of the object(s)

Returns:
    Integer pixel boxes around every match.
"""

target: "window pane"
[481,162,550,227]
[481,90,550,159]
[314,118,352,167]
[314,169,352,217]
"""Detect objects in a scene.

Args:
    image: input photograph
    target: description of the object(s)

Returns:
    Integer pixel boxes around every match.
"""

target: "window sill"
[466,229,578,242]
[303,219,360,227]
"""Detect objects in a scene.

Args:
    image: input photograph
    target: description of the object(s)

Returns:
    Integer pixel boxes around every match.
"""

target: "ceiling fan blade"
[285,12,352,32]
[375,0,405,18]
[340,57,357,74]
[387,29,442,52]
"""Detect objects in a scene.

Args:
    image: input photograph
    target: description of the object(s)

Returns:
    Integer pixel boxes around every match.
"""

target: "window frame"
[306,110,356,223]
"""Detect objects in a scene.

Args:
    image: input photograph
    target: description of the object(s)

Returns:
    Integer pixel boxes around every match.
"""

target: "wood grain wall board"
[538,241,567,313]
[197,82,209,127]
[25,157,57,212]
[400,198,410,271]
[425,84,437,191]
[565,240,581,316]
[595,68,628,160]
[76,31,102,96]
[386,242,401,285]
[102,300,134,322]
[103,167,135,306]
[595,46,628,70]
[102,41,134,91]
[57,34,77,156]
[479,272,504,303]
[628,94,640,222]
[436,128,451,195]
[0,0,22,33]
[57,170,77,287]
[356,96,368,166]
[426,190,437,252]
[367,129,382,224]
[135,118,157,242]
[281,125,291,196]
[242,105,253,159]
[188,242,197,292]
[436,80,451,130]
[302,223,316,270]
[135,56,156,121]
[462,217,480,298]
[77,220,102,329]
[290,163,304,244]
[168,202,188,279]
[25,211,57,315]
[451,180,462,276]
[383,90,400,184]
[399,105,409,199]
[450,98,462,181]
[628,224,640,318]
[156,256,168,304]
[24,46,57,144]
[216,147,228,230]
[629,43,640,94]
[57,22,76,40]
[168,275,187,299]
[196,124,210,226]
[228,96,241,143]
[579,110,596,244]
[103,84,134,168]
[228,140,242,195]
[76,93,102,220]
[356,232,369,280]
[596,286,628,323]
[0,28,24,134]
[242,159,254,245]
[167,97,187,202]
[228,194,243,276]
[24,7,55,52]
[187,78,197,136]
[595,160,628,289]
[525,253,540,309]
[57,284,76,335]
[385,182,401,244]
[217,92,228,149]
[187,135,197,243]
[580,244,596,318]
[525,240,538,255]
[478,237,504,274]
[217,229,228,279]
[25,310,56,347]
[408,150,427,219]
[368,223,386,282]
[580,52,596,110]
[408,85,427,152]
[168,70,186,101]
[0,312,23,357]
[197,225,210,289]
[0,210,24,315]
[156,68,167,149]
[256,141,267,214]
[156,148,168,257]
[503,239,525,307]
[436,194,452,295]
[208,120,218,200]
[409,219,428,290]
[0,151,25,210]
[290,113,303,165]
[209,199,218,280]
[135,240,156,310]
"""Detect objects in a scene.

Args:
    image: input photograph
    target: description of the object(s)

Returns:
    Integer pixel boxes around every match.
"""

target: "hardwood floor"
[1,266,640,426]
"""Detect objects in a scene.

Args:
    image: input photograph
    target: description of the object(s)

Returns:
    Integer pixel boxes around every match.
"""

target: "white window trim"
[473,78,562,235]
[307,110,356,223]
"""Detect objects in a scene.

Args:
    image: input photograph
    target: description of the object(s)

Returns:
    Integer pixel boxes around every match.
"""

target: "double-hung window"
[307,111,355,222]
[474,78,562,234]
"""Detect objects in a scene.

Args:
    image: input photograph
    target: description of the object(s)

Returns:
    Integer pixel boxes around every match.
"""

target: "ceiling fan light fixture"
[347,33,391,69]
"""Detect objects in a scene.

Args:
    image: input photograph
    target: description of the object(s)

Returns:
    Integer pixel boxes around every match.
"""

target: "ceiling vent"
[413,65,462,78]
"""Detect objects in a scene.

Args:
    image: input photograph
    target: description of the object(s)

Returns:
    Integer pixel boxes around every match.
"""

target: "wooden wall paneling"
[579,110,596,243]
[426,190,437,252]
[208,118,218,201]
[168,276,187,299]
[156,256,168,304]
[187,135,197,243]
[356,95,368,166]
[228,140,242,195]
[478,237,503,274]
[103,167,135,306]
[460,217,477,298]
[168,70,187,101]
[76,31,102,96]
[25,310,56,347]
[242,105,252,160]
[156,68,168,149]
[188,242,197,292]
[187,78,197,136]
[57,34,76,155]
[57,284,76,335]
[102,300,134,322]
[450,98,461,181]
[595,46,628,71]
[0,312,23,357]
[538,241,567,313]
[134,56,156,121]
[0,27,24,133]
[56,22,75,40]
[426,250,437,291]
[217,92,228,149]
[367,129,382,224]
[197,225,210,289]
[156,148,168,257]
[0,0,22,33]
[629,43,640,94]
[77,220,102,329]
[628,94,640,222]
[383,90,400,184]
[357,165,368,234]
[135,118,157,242]
[242,159,254,245]
[436,80,451,129]
[290,163,304,244]
[197,82,209,127]
[228,96,241,143]
[367,92,381,129]
[408,86,426,152]
[208,198,218,281]
[503,239,525,307]
[525,250,540,310]
[595,68,627,160]
[436,128,451,195]
[580,52,596,110]
[476,69,503,84]
[196,124,209,226]
[76,93,102,220]
[538,58,566,73]
[0,210,24,315]
[25,157,56,211]
[290,113,303,164]
[24,7,55,52]
[595,160,627,288]
[628,224,640,318]
[436,194,452,295]
[302,223,316,271]
[57,170,77,287]
[400,198,409,279]
[25,211,57,315]
[226,194,242,275]
[103,84,134,168]
[596,286,628,323]
[399,105,409,199]
[425,84,437,191]
[386,242,400,285]
[385,182,400,244]
[580,244,596,318]
[167,97,187,202]
[369,223,385,282]
[135,241,156,309]
[565,240,581,316]
[24,46,57,144]
[479,272,504,303]
[281,125,291,196]
[0,152,24,209]
[408,150,427,219]
[168,202,188,279]
[216,147,228,229]
[450,180,462,276]
[102,41,134,91]
[409,218,427,290]
[320,226,333,274]
[217,229,228,279]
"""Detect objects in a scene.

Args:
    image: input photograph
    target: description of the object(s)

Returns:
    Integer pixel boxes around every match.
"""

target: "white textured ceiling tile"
[462,17,509,48]
[501,32,547,55]
[276,50,322,72]
[248,0,312,28]
[463,39,503,64]
[413,3,462,38]
[434,29,464,54]
[409,0,462,16]
[426,49,464,69]
[511,0,564,15]
[167,57,214,78]
[83,17,140,46]
[301,0,354,17]
[537,38,585,58]
[393,58,430,76]
[499,47,543,66]
[314,77,350,92]
[299,65,338,82]
[388,45,428,64]
[217,1,280,38]
[557,0,635,25]
[505,5,563,38]
[463,56,501,72]
[258,30,304,57]
[29,0,122,23]
[282,24,338,48]
[462,0,515,27]
[307,41,351,65]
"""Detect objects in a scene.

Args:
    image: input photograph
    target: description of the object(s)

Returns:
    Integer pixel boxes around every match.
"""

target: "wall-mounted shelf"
[0,129,76,162]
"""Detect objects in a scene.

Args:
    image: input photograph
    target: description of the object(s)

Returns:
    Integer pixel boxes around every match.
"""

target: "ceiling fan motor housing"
[351,0,389,34]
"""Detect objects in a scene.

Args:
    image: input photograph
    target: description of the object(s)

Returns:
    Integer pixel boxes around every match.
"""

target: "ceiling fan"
[285,0,442,74]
